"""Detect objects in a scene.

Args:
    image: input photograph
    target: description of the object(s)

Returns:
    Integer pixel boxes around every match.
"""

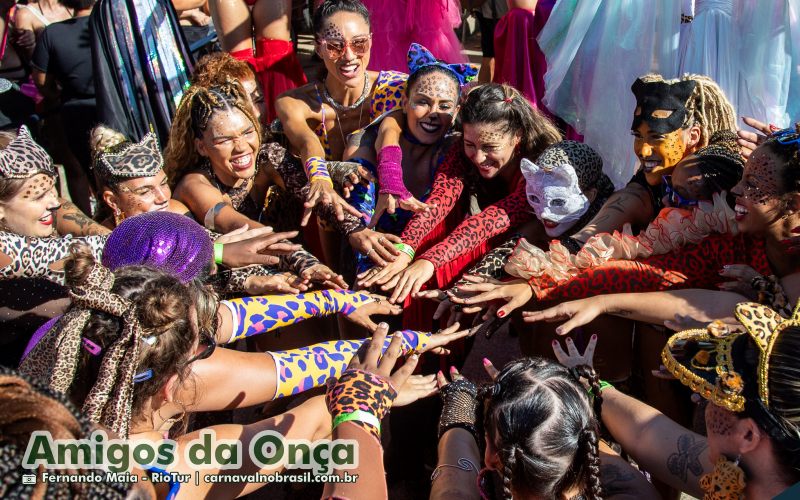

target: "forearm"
[571,186,653,244]
[601,387,708,497]
[55,200,111,237]
[322,423,386,500]
[268,330,429,398]
[602,289,745,325]
[220,290,374,342]
[430,428,481,500]
[278,247,319,275]
[461,235,520,281]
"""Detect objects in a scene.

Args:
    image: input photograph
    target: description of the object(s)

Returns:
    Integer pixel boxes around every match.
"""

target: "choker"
[402,129,425,146]
[322,74,370,113]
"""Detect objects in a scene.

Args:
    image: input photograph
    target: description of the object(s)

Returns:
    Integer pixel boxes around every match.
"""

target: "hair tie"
[504,97,513,104]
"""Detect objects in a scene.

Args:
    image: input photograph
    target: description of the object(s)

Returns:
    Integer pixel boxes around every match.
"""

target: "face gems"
[321,23,344,41]
[21,174,56,200]
[412,73,458,105]
[740,148,782,205]
[521,158,589,237]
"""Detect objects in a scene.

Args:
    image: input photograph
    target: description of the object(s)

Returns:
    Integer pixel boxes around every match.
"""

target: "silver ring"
[378,236,386,244]
[365,248,374,258]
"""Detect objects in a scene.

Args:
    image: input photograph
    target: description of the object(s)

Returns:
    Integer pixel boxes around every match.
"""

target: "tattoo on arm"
[667,434,707,483]
[599,463,637,496]
[57,202,108,236]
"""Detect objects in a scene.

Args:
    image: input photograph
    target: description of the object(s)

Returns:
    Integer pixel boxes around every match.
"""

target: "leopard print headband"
[96,132,164,179]
[0,125,56,179]
[20,258,148,438]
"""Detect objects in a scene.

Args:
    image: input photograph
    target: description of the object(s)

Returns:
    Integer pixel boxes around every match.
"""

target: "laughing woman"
[360,83,561,308]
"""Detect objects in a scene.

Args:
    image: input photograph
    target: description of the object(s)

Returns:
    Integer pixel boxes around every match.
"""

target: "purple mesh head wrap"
[102,212,213,283]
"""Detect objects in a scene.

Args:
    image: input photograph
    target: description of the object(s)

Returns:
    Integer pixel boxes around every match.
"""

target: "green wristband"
[394,242,415,260]
[599,380,613,392]
[332,410,381,434]
[214,243,225,265]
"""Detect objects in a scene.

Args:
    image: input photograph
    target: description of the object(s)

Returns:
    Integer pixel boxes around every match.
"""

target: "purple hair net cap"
[102,211,214,283]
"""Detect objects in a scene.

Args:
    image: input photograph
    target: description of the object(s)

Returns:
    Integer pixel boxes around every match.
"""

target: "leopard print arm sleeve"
[279,247,320,275]
[0,232,108,283]
[224,265,281,294]
[462,235,521,282]
[419,182,531,268]
[400,147,466,250]
[534,234,770,301]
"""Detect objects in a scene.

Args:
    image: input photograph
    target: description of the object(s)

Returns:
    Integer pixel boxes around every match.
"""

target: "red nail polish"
[497,310,506,318]
[591,334,597,340]
[792,227,800,234]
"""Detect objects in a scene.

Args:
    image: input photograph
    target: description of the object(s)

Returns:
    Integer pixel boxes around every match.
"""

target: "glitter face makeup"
[463,123,519,179]
[404,72,459,144]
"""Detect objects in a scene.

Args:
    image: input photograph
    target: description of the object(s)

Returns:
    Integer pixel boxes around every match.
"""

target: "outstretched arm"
[570,183,654,244]
[601,386,710,497]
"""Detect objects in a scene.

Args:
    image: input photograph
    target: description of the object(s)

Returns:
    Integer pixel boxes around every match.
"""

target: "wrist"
[214,243,225,265]
[304,156,333,187]
[394,242,415,260]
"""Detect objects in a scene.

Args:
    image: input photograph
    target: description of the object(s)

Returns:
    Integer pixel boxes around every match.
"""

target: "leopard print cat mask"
[0,125,56,179]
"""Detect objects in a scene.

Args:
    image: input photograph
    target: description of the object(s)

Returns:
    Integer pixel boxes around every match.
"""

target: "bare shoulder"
[167,198,191,215]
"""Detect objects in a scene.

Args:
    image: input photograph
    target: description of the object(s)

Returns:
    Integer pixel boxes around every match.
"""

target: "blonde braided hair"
[164,79,261,184]
[638,73,736,147]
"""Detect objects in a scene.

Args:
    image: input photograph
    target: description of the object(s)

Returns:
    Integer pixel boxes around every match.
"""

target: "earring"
[113,209,125,226]
[700,455,746,500]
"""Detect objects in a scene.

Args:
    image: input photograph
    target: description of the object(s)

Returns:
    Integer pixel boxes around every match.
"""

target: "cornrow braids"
[484,357,600,499]
[692,130,745,196]
[638,73,736,147]
[0,367,132,499]
[580,427,603,500]
[164,80,261,184]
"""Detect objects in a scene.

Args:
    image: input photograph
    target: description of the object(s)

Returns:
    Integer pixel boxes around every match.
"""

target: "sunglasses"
[662,175,698,208]
[317,34,372,59]
[187,312,219,365]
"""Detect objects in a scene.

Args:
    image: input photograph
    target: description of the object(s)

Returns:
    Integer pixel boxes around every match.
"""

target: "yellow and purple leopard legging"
[221,290,374,343]
[269,330,430,398]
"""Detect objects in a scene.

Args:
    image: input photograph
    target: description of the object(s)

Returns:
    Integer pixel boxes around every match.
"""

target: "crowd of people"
[0,0,799,498]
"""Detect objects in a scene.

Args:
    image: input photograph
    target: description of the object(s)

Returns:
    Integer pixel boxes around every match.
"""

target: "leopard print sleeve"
[224,265,281,294]
[279,248,320,275]
[0,232,108,283]
[418,181,531,268]
[460,234,521,282]
[534,234,771,301]
[400,146,467,250]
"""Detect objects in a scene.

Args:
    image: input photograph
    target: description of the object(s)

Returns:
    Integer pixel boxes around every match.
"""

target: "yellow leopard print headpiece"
[662,300,800,413]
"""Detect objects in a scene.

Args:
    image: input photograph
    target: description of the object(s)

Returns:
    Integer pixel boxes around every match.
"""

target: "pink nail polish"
[482,357,491,365]
[437,370,443,377]
[591,334,597,340]
[449,366,457,374]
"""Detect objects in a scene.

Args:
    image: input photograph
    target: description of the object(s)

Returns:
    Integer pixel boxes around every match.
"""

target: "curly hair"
[164,80,261,184]
[638,73,737,147]
[192,52,256,88]
[460,83,562,161]
[0,367,132,499]
[62,245,200,431]
[482,357,603,500]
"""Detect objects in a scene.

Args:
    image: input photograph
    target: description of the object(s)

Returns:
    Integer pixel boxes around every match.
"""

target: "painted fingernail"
[552,340,558,345]
[449,366,457,374]
[591,334,597,340]
[792,227,800,234]
[410,354,419,360]
[437,370,443,377]
[497,310,506,318]
[482,357,491,366]
[555,327,563,335]
[379,322,389,329]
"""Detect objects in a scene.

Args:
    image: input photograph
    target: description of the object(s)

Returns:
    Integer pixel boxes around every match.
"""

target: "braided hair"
[164,80,261,184]
[690,130,745,197]
[460,83,562,162]
[762,123,800,200]
[0,367,132,498]
[638,73,737,147]
[483,357,603,500]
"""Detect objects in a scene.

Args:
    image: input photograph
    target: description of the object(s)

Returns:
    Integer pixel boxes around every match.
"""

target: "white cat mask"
[521,158,589,237]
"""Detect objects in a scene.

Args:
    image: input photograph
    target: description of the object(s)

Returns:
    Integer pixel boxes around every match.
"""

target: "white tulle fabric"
[679,0,739,114]
[505,192,737,282]
[736,0,800,128]
[537,0,681,189]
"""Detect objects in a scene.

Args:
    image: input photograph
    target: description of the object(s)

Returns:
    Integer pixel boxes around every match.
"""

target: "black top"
[627,169,663,212]
[31,16,95,102]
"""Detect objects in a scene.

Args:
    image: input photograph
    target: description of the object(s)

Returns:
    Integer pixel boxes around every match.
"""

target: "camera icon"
[22,474,36,484]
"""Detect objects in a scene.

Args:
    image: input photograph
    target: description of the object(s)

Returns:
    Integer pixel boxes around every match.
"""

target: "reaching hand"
[300,263,348,290]
[368,193,430,228]
[449,279,533,318]
[521,296,608,335]
[245,272,309,294]
[552,335,597,369]
[356,252,412,289]
[302,180,363,226]
[394,374,438,407]
[347,228,401,267]
[737,116,775,158]
[216,226,301,268]
[388,259,435,303]
[344,294,403,331]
